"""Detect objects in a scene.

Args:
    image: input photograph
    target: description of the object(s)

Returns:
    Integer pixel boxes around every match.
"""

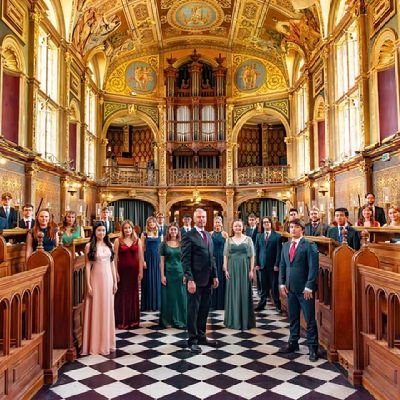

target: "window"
[35,28,59,159]
[334,21,361,159]
[296,83,308,134]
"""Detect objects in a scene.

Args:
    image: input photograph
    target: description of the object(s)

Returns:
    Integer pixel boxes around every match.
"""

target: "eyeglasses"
[263,221,271,224]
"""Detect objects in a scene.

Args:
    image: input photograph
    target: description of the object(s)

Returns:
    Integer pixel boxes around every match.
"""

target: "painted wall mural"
[235,60,266,92]
[126,61,157,93]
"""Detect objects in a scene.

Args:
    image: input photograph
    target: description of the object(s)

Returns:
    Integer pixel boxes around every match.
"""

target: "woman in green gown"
[223,219,256,330]
[159,222,187,328]
[62,210,84,245]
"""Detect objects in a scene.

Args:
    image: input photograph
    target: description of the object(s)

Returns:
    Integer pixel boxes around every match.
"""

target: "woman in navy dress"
[140,216,161,311]
[210,216,228,310]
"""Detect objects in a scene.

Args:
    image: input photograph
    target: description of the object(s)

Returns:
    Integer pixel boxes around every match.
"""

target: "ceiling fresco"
[72,0,322,84]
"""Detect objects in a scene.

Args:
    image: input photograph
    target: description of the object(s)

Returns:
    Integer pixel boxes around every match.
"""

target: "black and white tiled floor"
[34,302,374,400]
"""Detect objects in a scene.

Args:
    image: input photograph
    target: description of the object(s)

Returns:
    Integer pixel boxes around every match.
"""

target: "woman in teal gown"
[159,223,187,328]
[62,210,84,245]
[223,219,256,330]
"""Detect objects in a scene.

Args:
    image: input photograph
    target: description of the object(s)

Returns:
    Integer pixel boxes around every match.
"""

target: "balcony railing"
[237,166,290,185]
[102,166,158,186]
[168,168,224,186]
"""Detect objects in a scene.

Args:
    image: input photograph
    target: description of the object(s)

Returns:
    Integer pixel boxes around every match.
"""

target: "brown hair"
[33,209,57,240]
[165,222,181,242]
[231,218,244,236]
[358,205,375,226]
[120,220,138,240]
[63,210,78,229]
[145,216,158,235]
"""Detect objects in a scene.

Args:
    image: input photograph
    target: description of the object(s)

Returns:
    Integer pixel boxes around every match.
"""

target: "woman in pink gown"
[114,220,144,329]
[82,223,118,355]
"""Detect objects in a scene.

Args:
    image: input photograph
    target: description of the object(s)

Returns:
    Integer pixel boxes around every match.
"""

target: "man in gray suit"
[357,192,386,226]
[279,218,319,361]
[304,207,328,236]
[255,216,282,312]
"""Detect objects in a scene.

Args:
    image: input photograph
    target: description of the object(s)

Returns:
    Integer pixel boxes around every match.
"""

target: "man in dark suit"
[18,203,35,229]
[245,213,258,243]
[304,207,328,236]
[157,212,168,238]
[358,192,386,226]
[327,207,360,250]
[0,216,7,230]
[279,218,319,361]
[0,192,18,229]
[182,208,218,354]
[255,216,282,312]
[283,208,299,232]
[180,214,192,237]
[98,206,114,234]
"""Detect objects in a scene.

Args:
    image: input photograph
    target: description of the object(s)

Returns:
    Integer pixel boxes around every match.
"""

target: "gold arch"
[166,195,227,212]
[101,108,160,143]
[110,195,158,209]
[1,35,26,73]
[314,95,325,121]
[371,28,397,69]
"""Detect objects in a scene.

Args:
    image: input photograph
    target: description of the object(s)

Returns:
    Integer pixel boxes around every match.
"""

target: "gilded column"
[158,143,167,186]
[158,189,167,215]
[27,7,42,150]
[305,69,315,170]
[60,48,72,162]
[97,90,105,177]
[25,162,39,207]
[287,91,296,178]
[80,73,88,173]
[323,41,335,162]
[359,159,372,195]
[100,138,108,179]
[225,104,234,185]
[225,189,235,230]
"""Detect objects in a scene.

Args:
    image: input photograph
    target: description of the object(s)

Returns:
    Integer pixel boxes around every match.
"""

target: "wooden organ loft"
[164,50,227,173]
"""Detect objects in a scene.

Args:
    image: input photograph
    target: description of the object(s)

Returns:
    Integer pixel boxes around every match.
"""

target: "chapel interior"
[0,0,399,399]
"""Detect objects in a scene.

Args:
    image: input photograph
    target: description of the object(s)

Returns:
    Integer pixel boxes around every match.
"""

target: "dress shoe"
[189,344,202,354]
[279,342,299,353]
[275,307,283,313]
[255,303,265,311]
[309,349,319,362]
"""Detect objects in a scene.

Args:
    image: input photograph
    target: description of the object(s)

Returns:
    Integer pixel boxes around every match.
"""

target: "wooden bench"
[0,229,29,276]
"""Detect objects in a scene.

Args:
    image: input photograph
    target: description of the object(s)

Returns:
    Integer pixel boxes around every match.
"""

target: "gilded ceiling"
[72,0,322,80]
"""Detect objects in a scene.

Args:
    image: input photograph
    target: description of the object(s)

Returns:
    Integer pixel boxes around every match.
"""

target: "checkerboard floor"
[34,300,374,400]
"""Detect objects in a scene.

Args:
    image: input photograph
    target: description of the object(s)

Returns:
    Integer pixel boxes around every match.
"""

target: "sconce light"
[66,181,81,196]
[0,156,6,165]
[318,184,328,196]
[191,189,202,204]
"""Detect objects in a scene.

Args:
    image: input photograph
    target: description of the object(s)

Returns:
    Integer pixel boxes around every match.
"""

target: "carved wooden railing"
[102,166,159,186]
[0,265,52,399]
[237,166,290,185]
[168,168,224,186]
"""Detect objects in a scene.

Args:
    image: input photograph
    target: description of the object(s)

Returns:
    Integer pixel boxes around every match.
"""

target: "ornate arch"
[327,0,347,35]
[102,108,160,143]
[1,35,26,73]
[43,0,66,37]
[167,195,227,212]
[69,99,81,121]
[371,28,397,69]
[314,95,325,121]
[110,195,158,209]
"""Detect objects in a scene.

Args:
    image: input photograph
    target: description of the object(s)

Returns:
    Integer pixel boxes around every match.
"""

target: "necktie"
[265,232,269,244]
[339,226,344,242]
[5,208,9,218]
[289,241,297,262]
[201,230,208,244]
[26,220,30,229]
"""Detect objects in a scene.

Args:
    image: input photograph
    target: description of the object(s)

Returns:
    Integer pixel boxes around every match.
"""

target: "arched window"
[35,27,59,160]
[334,21,361,159]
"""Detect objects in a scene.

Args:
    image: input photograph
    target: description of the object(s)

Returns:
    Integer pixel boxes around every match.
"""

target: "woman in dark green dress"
[223,219,256,330]
[159,222,187,328]
[210,216,228,310]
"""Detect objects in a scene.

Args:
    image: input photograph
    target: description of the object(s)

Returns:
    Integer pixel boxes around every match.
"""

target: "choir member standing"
[62,210,84,245]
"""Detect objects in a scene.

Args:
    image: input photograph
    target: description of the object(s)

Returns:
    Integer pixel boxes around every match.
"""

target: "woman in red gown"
[114,220,144,329]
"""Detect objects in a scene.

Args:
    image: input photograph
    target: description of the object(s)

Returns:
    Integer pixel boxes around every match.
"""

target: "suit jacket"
[19,218,36,229]
[94,219,115,234]
[279,237,319,294]
[158,224,168,237]
[358,206,386,226]
[0,206,18,229]
[182,228,216,287]
[255,230,282,269]
[304,222,328,237]
[245,226,258,244]
[0,216,7,230]
[180,226,192,237]
[326,225,360,250]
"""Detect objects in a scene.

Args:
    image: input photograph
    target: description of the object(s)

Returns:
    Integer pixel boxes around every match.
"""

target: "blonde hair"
[120,220,138,240]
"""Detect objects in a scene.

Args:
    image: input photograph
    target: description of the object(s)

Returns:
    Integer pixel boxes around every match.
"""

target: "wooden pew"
[0,229,28,276]
[350,243,400,399]
[353,226,400,244]
[26,233,60,384]
[0,264,52,399]
[67,237,89,354]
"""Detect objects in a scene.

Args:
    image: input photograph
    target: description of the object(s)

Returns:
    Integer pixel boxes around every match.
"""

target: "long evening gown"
[115,239,140,329]
[210,231,226,310]
[159,243,187,328]
[224,236,256,330]
[141,235,161,311]
[82,245,116,355]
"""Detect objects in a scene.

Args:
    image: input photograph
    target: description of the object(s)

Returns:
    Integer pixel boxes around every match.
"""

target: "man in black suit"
[358,193,386,226]
[327,208,360,250]
[255,216,282,312]
[18,203,35,229]
[304,207,328,236]
[283,208,299,232]
[279,218,319,361]
[98,206,114,234]
[0,192,18,229]
[180,214,192,237]
[182,208,218,354]
[245,213,258,243]
[157,212,168,238]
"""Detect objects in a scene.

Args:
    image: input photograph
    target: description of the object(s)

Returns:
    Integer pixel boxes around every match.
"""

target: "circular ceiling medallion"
[126,61,157,93]
[235,60,267,93]
[167,0,224,31]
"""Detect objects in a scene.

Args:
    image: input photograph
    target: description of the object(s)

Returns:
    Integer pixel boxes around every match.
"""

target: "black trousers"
[287,290,318,349]
[259,268,281,308]
[187,286,211,345]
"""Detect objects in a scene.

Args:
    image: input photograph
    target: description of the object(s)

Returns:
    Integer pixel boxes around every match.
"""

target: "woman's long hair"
[88,222,114,261]
[33,209,57,240]
[358,205,375,226]
[165,222,181,243]
[145,216,158,236]
[120,220,138,240]
[63,210,78,229]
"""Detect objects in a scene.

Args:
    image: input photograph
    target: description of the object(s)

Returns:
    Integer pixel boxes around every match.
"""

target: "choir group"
[1,190,400,364]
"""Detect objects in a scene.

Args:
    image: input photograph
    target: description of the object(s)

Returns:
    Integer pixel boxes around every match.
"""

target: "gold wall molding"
[1,0,27,43]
